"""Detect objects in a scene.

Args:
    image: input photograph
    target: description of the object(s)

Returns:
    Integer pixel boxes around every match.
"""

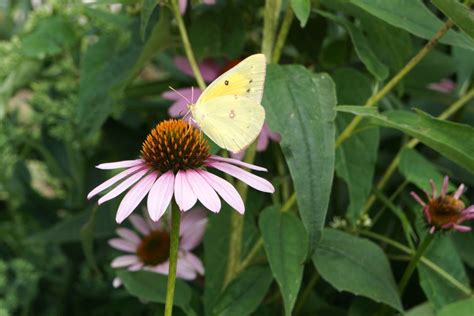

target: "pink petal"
[186,170,221,213]
[148,262,169,275]
[147,171,175,222]
[179,207,207,236]
[181,251,204,275]
[174,170,198,211]
[410,192,426,207]
[116,228,141,245]
[173,57,220,82]
[207,155,267,171]
[230,150,246,161]
[87,165,144,200]
[199,170,244,214]
[207,161,274,193]
[256,128,270,152]
[129,214,151,235]
[112,277,122,288]
[180,211,208,250]
[116,172,159,223]
[203,0,216,4]
[429,179,437,198]
[176,257,198,280]
[96,159,143,170]
[98,169,149,205]
[111,255,138,268]
[128,262,144,271]
[453,224,471,233]
[441,176,449,196]
[428,79,456,93]
[423,206,432,224]
[108,238,137,253]
[164,87,202,117]
[429,226,436,234]
[453,183,465,200]
[179,0,187,14]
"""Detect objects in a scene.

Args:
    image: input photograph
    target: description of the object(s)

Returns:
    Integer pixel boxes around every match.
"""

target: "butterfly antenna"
[168,86,192,104]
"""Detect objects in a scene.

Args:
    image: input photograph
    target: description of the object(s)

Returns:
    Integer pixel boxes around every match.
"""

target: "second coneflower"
[88,119,274,223]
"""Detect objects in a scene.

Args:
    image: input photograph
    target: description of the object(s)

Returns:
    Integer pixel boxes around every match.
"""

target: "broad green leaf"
[212,265,273,316]
[347,0,474,51]
[432,0,474,40]
[80,206,101,274]
[77,9,171,138]
[417,232,470,309]
[438,298,474,316]
[204,207,231,315]
[263,65,336,253]
[333,69,379,221]
[291,0,311,27]
[313,229,403,312]
[259,206,307,316]
[452,232,474,268]
[337,106,474,173]
[405,302,435,316]
[317,10,389,81]
[140,0,158,40]
[117,270,192,309]
[399,147,456,193]
[20,15,78,58]
[453,47,474,93]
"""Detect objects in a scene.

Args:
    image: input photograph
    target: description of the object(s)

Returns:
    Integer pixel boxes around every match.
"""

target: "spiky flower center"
[140,119,210,173]
[136,230,171,266]
[428,195,466,228]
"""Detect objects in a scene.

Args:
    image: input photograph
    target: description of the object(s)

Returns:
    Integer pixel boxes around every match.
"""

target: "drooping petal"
[98,169,149,205]
[179,0,187,14]
[441,176,449,196]
[256,129,270,152]
[111,255,139,268]
[173,57,220,82]
[230,150,246,161]
[453,224,471,232]
[207,155,267,171]
[199,170,244,214]
[179,207,207,236]
[174,170,198,211]
[176,257,198,280]
[108,238,137,253]
[181,251,205,275]
[410,192,426,207]
[429,226,436,234]
[87,164,144,199]
[203,0,216,4]
[112,277,122,288]
[180,209,208,250]
[147,171,175,221]
[128,262,144,271]
[116,172,159,223]
[129,214,151,235]
[453,183,466,200]
[423,206,432,223]
[116,228,141,245]
[148,262,169,275]
[207,161,274,193]
[96,159,143,170]
[186,169,221,213]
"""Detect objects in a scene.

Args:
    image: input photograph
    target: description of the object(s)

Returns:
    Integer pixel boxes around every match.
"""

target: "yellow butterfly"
[189,54,266,153]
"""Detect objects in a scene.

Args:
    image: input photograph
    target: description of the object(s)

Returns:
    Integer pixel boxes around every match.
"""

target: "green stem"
[271,6,294,64]
[164,202,182,316]
[262,0,282,60]
[398,233,434,296]
[281,193,297,213]
[360,88,474,216]
[335,19,454,148]
[294,271,320,316]
[170,0,206,90]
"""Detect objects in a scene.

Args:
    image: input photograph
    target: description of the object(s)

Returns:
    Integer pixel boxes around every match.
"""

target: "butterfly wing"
[196,54,266,104]
[192,95,265,153]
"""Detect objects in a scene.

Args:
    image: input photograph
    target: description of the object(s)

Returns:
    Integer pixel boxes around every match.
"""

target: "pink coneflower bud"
[87,119,274,223]
[411,176,474,234]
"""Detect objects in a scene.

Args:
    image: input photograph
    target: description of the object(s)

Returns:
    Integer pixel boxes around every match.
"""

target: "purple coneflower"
[411,176,474,233]
[110,210,207,287]
[179,0,216,14]
[427,79,456,93]
[87,119,274,223]
[162,57,281,159]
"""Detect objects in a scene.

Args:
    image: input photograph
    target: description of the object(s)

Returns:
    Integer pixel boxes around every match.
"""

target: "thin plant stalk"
[164,202,182,316]
[272,7,294,64]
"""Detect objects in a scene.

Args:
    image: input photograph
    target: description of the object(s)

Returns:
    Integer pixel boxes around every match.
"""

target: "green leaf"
[405,302,435,316]
[117,270,192,309]
[263,65,336,253]
[432,0,474,40]
[337,106,474,173]
[291,0,311,27]
[77,8,171,139]
[313,229,403,312]
[399,147,456,193]
[20,15,78,58]
[347,0,474,51]
[333,69,379,221]
[80,206,101,275]
[438,298,474,316]
[140,0,158,40]
[204,208,231,315]
[418,235,470,309]
[212,265,273,316]
[452,232,474,268]
[259,206,307,316]
[317,10,389,81]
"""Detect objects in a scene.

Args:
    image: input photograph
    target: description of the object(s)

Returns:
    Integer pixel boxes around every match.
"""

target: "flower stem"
[262,0,282,60]
[398,233,435,296]
[271,6,294,64]
[170,0,206,91]
[335,19,454,148]
[360,88,474,217]
[164,201,181,316]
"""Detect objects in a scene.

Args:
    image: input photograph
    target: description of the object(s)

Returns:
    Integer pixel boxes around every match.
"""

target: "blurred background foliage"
[0,0,473,315]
